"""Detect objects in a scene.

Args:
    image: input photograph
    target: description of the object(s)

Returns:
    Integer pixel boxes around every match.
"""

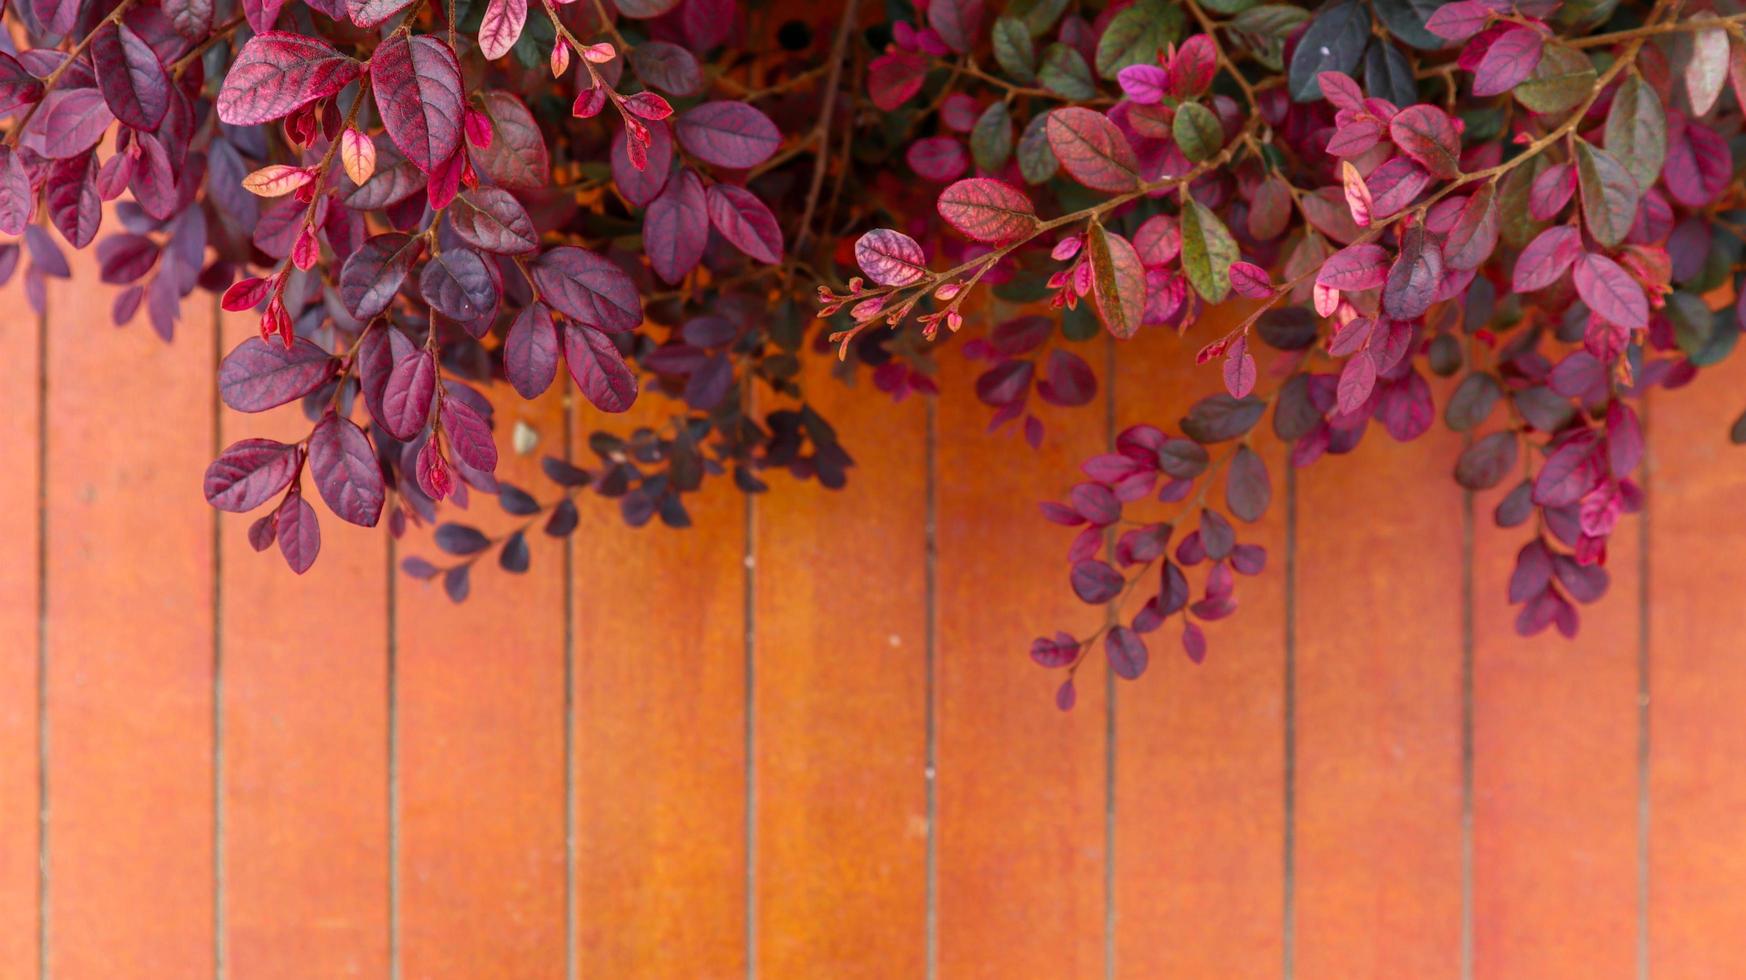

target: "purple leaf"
[382,350,437,440]
[1225,446,1271,522]
[1045,107,1139,192]
[611,120,673,207]
[340,232,424,320]
[1472,26,1542,97]
[644,167,708,285]
[1382,226,1443,320]
[91,21,170,131]
[854,229,928,286]
[564,324,638,413]
[276,490,321,574]
[419,246,501,321]
[1105,626,1149,680]
[504,303,559,399]
[447,187,538,255]
[675,101,781,169]
[0,148,30,237]
[1071,559,1122,604]
[204,439,301,512]
[219,338,339,413]
[46,154,100,249]
[441,398,498,474]
[371,35,463,174]
[532,246,642,332]
[705,183,784,264]
[1571,252,1647,331]
[1512,225,1582,293]
[308,413,385,527]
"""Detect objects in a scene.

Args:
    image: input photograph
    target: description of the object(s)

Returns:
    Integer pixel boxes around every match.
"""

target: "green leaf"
[1604,73,1665,192]
[1015,112,1058,185]
[1172,102,1222,163]
[1287,0,1369,101]
[1038,43,1096,100]
[991,16,1036,82]
[1514,42,1596,114]
[1009,0,1069,36]
[1574,137,1639,248]
[1179,192,1237,303]
[1094,0,1185,80]
[1088,224,1146,339]
[970,101,1013,172]
[1372,0,1445,50]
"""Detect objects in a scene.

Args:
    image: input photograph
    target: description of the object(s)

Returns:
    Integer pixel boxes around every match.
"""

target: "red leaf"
[1045,107,1139,193]
[1572,252,1648,330]
[531,246,642,332]
[308,413,385,527]
[477,0,527,60]
[204,438,301,512]
[644,168,708,285]
[936,177,1037,244]
[0,52,42,122]
[675,101,781,169]
[1222,336,1258,399]
[705,183,783,264]
[349,0,415,27]
[371,35,464,174]
[91,22,169,131]
[564,323,639,413]
[1336,351,1377,415]
[611,119,673,206]
[218,337,338,413]
[1228,261,1273,299]
[853,228,929,286]
[1425,0,1491,42]
[471,92,550,191]
[0,148,28,237]
[1527,161,1576,220]
[868,50,928,111]
[1443,183,1498,270]
[1472,26,1542,97]
[215,32,361,126]
[1534,433,1604,507]
[1388,104,1461,180]
[906,136,969,182]
[46,153,100,249]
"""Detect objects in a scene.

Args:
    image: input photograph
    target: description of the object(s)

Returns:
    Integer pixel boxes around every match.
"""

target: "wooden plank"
[396,385,569,978]
[0,266,39,978]
[1294,409,1464,978]
[572,397,747,977]
[1649,351,1746,976]
[752,358,929,975]
[43,241,215,976]
[216,309,389,977]
[1113,311,1286,978]
[936,320,1108,977]
[1470,465,1638,976]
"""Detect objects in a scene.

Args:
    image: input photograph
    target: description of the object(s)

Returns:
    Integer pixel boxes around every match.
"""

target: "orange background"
[3,239,1746,978]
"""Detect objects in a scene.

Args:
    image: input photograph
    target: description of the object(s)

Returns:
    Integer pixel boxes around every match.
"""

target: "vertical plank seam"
[743,482,758,980]
[1460,482,1475,980]
[35,266,51,980]
[564,396,578,980]
[211,295,228,980]
[387,536,400,980]
[1102,336,1117,980]
[1636,400,1652,980]
[1281,463,1296,980]
[924,397,939,980]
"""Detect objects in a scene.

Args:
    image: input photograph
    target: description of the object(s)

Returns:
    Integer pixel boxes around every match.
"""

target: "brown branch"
[791,0,862,257]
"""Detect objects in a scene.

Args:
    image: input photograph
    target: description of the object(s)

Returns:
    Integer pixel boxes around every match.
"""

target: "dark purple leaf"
[92,22,170,131]
[382,350,437,440]
[629,42,704,97]
[435,522,491,555]
[1383,225,1443,320]
[1225,446,1271,522]
[1105,626,1148,680]
[1455,430,1518,490]
[504,302,559,399]
[276,490,320,574]
[611,120,673,207]
[46,154,100,249]
[419,246,500,321]
[705,183,783,264]
[448,188,538,255]
[645,167,708,285]
[1571,252,1647,331]
[0,148,30,237]
[441,398,498,474]
[339,233,423,320]
[1071,559,1123,604]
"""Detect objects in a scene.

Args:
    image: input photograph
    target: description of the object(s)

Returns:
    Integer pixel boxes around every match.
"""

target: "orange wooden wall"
[4,248,1746,979]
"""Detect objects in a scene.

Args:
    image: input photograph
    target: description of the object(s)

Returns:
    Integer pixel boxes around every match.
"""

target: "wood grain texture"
[43,244,215,977]
[1113,312,1286,979]
[935,321,1108,979]
[216,310,389,978]
[396,385,568,978]
[1649,350,1746,978]
[753,357,929,977]
[1470,472,1638,978]
[572,397,747,978]
[0,269,39,980]
[1293,411,1465,978]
